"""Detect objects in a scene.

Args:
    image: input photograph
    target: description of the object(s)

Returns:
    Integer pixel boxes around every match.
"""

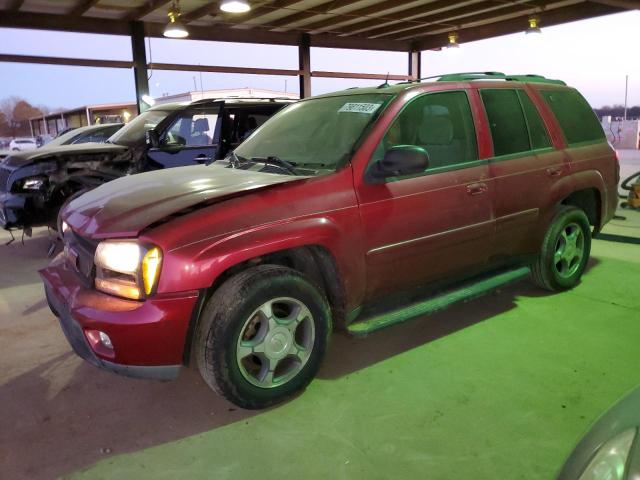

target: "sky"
[0,9,638,111]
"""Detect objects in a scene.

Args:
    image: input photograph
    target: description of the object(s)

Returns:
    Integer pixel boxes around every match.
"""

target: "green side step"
[347,267,530,336]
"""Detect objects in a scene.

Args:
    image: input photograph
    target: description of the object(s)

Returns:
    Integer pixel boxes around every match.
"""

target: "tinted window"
[517,91,551,149]
[540,89,605,145]
[373,91,477,171]
[163,110,219,147]
[481,89,529,156]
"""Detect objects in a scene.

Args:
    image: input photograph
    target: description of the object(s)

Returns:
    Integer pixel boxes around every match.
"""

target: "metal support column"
[408,49,421,81]
[298,34,311,99]
[130,21,150,114]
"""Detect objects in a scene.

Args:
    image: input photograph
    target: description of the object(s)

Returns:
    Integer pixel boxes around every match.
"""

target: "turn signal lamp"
[142,247,162,295]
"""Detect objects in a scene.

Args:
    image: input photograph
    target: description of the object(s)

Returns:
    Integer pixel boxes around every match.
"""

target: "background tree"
[0,96,43,137]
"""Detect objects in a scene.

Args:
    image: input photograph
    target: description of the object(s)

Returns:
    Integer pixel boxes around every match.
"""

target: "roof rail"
[425,72,566,85]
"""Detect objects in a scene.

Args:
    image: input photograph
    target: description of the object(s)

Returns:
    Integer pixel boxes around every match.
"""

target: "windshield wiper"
[226,151,248,168]
[251,156,298,175]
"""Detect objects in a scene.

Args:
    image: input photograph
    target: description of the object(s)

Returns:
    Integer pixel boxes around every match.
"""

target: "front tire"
[530,206,591,291]
[195,265,332,409]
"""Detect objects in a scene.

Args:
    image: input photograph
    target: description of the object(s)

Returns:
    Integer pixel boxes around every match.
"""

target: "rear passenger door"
[481,88,567,259]
[357,90,494,298]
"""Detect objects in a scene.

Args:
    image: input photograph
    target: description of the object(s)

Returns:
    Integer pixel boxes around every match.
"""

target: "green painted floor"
[67,238,640,480]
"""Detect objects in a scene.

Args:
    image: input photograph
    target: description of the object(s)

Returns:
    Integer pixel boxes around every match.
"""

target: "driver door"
[147,103,222,169]
[356,90,494,299]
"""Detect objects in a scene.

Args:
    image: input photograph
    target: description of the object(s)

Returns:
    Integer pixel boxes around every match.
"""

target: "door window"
[163,110,219,147]
[539,89,605,145]
[372,91,478,173]
[517,90,551,150]
[481,89,530,156]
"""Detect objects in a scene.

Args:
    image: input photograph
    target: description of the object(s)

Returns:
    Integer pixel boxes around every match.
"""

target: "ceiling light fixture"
[163,1,189,38]
[220,0,251,13]
[526,16,541,34]
[446,32,460,49]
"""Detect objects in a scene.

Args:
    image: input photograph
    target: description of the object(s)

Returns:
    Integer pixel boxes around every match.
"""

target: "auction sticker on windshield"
[338,103,382,114]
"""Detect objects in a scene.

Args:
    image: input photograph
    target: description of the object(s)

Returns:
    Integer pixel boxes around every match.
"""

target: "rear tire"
[195,265,332,409]
[530,206,591,291]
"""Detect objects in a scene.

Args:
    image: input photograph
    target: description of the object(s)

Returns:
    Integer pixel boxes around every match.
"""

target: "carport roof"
[0,0,637,52]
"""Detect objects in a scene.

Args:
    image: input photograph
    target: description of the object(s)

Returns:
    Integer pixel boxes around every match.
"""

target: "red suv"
[41,73,618,409]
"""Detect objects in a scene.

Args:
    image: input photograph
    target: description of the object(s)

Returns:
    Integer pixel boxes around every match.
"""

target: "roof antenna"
[378,72,390,89]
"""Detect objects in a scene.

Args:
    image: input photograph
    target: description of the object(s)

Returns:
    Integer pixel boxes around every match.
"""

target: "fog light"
[99,331,113,350]
[85,329,116,358]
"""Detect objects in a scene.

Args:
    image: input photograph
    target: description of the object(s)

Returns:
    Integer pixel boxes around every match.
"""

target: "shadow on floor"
[2,258,603,480]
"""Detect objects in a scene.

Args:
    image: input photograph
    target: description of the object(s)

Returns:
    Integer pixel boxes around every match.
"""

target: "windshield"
[233,93,392,172]
[108,109,172,146]
[43,128,81,148]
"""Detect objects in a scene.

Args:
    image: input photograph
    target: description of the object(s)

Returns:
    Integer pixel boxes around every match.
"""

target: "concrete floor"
[1,152,639,480]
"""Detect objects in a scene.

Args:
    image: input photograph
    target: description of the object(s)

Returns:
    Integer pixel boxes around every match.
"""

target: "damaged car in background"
[0,97,292,235]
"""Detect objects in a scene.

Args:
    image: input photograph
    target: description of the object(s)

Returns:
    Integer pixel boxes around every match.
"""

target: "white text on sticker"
[338,103,382,114]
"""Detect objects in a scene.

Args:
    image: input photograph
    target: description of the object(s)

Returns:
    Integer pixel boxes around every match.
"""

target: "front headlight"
[94,241,163,300]
[579,428,636,480]
[21,177,46,190]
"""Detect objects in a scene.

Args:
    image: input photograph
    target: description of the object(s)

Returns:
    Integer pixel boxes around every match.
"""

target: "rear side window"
[481,89,530,156]
[539,89,605,145]
[517,91,551,149]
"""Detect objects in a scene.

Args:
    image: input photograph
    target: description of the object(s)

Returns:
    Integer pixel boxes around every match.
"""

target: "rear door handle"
[466,182,488,195]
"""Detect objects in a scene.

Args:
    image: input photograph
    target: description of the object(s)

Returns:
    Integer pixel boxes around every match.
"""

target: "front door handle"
[466,182,488,196]
[546,166,564,177]
[195,154,211,164]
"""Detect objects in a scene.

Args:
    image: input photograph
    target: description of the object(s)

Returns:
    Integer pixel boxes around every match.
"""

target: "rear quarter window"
[539,89,605,146]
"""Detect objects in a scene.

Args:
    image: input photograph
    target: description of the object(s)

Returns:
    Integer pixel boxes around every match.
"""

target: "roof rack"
[420,72,566,85]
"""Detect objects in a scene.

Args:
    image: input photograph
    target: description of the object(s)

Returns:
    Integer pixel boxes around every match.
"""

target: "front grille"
[0,167,11,193]
[64,230,98,285]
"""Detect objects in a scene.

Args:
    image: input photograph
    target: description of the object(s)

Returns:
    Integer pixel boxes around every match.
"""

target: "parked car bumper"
[40,254,200,380]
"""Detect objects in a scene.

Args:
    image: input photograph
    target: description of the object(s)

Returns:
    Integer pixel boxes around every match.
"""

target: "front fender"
[155,213,366,312]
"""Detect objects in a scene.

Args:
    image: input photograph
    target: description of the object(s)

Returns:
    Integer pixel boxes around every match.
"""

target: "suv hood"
[3,142,127,167]
[64,163,305,238]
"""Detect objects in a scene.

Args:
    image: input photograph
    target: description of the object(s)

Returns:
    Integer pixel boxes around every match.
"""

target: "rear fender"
[545,169,606,229]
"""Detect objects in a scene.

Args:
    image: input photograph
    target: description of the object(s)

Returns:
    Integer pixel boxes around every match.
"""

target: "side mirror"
[146,129,160,148]
[368,145,429,182]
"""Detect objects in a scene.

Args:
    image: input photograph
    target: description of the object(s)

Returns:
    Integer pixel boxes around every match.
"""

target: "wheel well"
[561,188,601,232]
[182,245,347,365]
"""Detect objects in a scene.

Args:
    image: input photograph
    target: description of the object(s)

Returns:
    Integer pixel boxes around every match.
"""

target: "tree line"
[0,97,47,138]
[594,104,640,120]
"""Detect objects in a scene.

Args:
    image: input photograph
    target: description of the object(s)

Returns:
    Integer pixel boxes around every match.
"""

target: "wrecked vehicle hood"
[64,163,305,239]
[3,143,127,167]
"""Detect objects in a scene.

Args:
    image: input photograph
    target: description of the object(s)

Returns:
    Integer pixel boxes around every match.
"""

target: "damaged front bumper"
[0,192,28,230]
[40,254,199,380]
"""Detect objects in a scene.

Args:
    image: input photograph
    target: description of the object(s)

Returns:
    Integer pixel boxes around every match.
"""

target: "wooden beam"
[298,0,415,33]
[263,0,361,29]
[69,0,102,16]
[149,62,301,76]
[311,71,412,81]
[380,0,553,40]
[589,0,640,9]
[124,0,172,21]
[8,0,25,11]
[408,50,421,80]
[329,0,488,35]
[182,3,218,23]
[131,21,150,113]
[298,33,311,98]
[0,11,410,51]
[417,1,623,49]
[0,53,133,69]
